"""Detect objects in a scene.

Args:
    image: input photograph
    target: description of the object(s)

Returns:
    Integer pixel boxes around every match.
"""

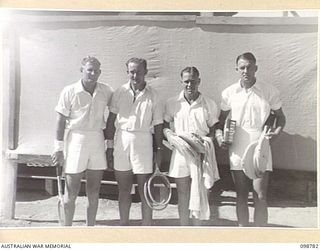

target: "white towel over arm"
[189,137,220,220]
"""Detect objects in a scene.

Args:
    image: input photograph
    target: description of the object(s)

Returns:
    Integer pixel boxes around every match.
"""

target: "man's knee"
[86,186,100,198]
[254,189,267,203]
[65,186,80,203]
[118,185,133,195]
[236,188,249,201]
[178,187,190,198]
[87,192,100,204]
[253,186,268,202]
[86,183,101,196]
[64,193,77,206]
[177,188,190,204]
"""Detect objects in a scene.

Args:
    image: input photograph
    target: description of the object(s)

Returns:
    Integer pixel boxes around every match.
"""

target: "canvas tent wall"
[4,13,317,169]
[1,12,318,218]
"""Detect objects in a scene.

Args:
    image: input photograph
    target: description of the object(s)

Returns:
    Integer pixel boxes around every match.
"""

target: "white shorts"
[229,126,272,171]
[168,149,191,178]
[114,130,153,174]
[64,130,107,174]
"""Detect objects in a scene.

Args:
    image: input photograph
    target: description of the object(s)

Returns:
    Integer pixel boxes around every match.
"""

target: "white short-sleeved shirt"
[109,82,163,132]
[164,91,219,177]
[164,91,219,136]
[221,80,282,170]
[55,80,113,131]
[221,80,282,131]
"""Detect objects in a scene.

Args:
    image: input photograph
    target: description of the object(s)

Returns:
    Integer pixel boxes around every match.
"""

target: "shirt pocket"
[95,100,108,121]
[193,108,207,133]
[194,106,207,124]
[70,104,90,119]
[139,99,153,127]
[174,110,187,131]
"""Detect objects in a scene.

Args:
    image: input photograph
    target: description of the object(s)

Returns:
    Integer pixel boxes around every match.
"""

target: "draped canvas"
[14,19,317,170]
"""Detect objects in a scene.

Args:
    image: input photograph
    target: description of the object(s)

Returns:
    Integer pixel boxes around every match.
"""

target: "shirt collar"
[178,91,185,100]
[74,79,102,94]
[74,80,85,94]
[178,90,203,104]
[94,82,103,93]
[237,79,262,92]
[126,81,148,95]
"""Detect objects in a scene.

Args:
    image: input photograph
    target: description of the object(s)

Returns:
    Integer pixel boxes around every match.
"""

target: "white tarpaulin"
[10,17,317,171]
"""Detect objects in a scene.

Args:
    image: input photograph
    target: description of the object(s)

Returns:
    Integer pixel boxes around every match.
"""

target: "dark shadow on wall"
[207,132,317,205]
[211,131,317,178]
[270,131,317,171]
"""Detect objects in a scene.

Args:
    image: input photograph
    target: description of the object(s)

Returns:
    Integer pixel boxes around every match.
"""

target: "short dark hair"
[81,56,101,67]
[180,66,200,78]
[236,52,256,64]
[126,57,147,70]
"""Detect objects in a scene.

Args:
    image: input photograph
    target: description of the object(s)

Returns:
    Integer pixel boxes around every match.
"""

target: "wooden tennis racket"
[56,165,65,226]
[144,164,172,211]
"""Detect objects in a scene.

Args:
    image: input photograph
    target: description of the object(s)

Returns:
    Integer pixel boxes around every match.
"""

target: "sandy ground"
[0,190,317,228]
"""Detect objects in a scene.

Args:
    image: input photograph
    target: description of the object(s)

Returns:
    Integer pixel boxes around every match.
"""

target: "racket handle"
[154,163,161,173]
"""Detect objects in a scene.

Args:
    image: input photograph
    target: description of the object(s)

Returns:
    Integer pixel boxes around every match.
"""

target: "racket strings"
[144,173,172,211]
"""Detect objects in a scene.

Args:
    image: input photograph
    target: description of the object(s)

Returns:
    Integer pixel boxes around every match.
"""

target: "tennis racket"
[56,165,65,226]
[144,163,172,211]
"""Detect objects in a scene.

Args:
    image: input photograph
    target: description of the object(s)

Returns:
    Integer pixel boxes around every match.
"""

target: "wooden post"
[0,24,19,219]
[0,160,18,219]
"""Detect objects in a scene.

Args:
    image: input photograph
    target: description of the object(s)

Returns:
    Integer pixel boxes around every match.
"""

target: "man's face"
[181,72,200,96]
[81,61,101,84]
[236,58,257,85]
[127,62,147,90]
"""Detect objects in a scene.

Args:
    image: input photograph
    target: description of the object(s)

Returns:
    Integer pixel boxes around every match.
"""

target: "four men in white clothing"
[53,53,286,227]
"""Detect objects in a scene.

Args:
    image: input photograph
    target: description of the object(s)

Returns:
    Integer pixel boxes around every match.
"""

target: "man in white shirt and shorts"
[105,57,163,226]
[52,56,113,226]
[163,66,220,225]
[217,52,286,227]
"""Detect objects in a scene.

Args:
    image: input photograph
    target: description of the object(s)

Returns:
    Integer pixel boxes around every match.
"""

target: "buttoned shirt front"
[109,82,163,132]
[164,91,219,136]
[55,80,113,131]
[221,80,282,131]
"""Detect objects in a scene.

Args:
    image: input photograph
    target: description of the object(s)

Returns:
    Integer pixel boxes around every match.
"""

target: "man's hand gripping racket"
[52,151,65,226]
[56,164,65,226]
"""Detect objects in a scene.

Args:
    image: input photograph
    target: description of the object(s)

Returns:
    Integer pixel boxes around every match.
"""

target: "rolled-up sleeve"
[207,99,220,127]
[55,87,71,117]
[220,89,231,111]
[109,88,120,114]
[152,97,164,126]
[105,85,114,107]
[163,100,173,123]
